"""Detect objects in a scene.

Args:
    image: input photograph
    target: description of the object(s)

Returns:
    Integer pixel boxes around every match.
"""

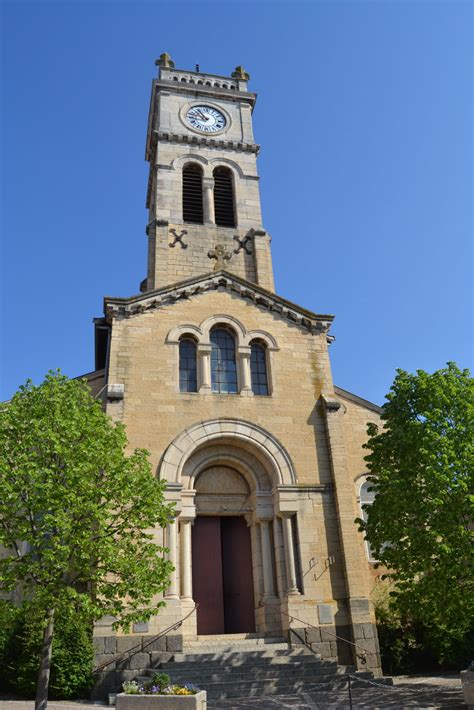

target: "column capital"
[237,345,251,357]
[197,343,212,355]
[178,516,195,524]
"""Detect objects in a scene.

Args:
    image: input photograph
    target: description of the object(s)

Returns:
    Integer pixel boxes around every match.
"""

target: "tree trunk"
[35,607,55,710]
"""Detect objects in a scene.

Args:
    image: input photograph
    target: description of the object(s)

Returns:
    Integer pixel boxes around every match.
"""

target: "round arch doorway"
[191,465,256,635]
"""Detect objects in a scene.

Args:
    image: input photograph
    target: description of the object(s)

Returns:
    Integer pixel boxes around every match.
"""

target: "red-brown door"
[221,516,256,633]
[192,516,255,635]
[192,517,225,634]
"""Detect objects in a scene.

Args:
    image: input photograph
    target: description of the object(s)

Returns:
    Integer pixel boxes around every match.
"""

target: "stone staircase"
[135,634,393,702]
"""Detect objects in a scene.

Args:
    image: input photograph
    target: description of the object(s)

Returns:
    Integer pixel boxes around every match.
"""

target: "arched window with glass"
[179,337,198,393]
[210,327,238,394]
[250,340,269,395]
[182,163,204,224]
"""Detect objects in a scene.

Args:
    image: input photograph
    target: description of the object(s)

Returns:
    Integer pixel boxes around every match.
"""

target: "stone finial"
[155,52,175,68]
[208,244,232,271]
[231,65,250,81]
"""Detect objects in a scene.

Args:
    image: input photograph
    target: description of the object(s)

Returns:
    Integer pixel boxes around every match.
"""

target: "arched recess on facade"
[159,418,297,488]
[199,314,247,345]
[171,153,211,176]
[165,324,203,344]
[208,157,245,179]
[244,329,279,350]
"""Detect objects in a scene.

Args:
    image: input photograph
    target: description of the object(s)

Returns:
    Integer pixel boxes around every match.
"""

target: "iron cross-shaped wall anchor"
[233,227,266,255]
[208,244,232,271]
[169,228,188,249]
[233,233,253,255]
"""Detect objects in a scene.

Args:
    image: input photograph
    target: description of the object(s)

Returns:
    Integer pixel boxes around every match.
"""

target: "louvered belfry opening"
[213,167,235,227]
[183,163,204,224]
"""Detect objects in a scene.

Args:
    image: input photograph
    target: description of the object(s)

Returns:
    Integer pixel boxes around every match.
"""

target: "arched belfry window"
[210,327,238,394]
[213,167,235,227]
[179,337,198,392]
[250,340,269,395]
[183,164,204,224]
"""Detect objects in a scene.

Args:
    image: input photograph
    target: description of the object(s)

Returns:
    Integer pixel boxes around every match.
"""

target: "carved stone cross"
[208,244,232,271]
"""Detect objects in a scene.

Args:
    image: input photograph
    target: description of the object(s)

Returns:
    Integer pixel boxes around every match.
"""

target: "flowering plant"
[122,675,200,696]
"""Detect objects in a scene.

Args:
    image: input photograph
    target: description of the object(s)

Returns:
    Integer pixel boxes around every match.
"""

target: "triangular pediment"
[103,271,334,335]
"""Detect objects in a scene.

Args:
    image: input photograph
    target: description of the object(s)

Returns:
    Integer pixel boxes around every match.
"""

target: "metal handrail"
[260,600,369,664]
[93,604,199,674]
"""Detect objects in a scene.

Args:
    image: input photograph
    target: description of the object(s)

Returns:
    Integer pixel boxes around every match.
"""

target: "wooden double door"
[192,516,256,635]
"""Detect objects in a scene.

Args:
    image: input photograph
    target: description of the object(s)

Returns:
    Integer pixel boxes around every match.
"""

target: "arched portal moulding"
[183,445,271,492]
[159,418,297,490]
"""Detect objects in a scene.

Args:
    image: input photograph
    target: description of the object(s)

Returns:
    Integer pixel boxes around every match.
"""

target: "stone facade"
[90,54,383,688]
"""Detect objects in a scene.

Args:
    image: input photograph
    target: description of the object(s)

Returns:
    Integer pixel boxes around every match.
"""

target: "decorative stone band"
[155,130,260,154]
[104,272,334,336]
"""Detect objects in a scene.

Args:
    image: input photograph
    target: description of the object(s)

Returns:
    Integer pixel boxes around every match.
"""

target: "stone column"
[197,344,211,393]
[203,178,215,225]
[273,516,284,598]
[165,519,179,599]
[180,519,193,600]
[260,519,276,598]
[238,346,253,395]
[281,514,299,595]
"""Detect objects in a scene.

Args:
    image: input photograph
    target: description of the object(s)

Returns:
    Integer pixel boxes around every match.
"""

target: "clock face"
[186,105,226,133]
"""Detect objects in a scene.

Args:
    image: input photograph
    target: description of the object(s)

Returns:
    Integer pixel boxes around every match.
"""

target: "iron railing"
[93,603,198,674]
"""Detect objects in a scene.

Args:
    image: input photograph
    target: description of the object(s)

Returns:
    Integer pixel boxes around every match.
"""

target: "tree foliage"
[358,363,473,662]
[0,372,175,705]
[0,600,94,699]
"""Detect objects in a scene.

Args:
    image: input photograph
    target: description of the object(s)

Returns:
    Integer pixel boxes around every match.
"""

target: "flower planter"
[115,691,207,710]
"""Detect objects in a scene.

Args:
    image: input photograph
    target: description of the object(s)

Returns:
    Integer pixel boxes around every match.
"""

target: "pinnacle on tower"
[231,65,250,80]
[155,52,175,68]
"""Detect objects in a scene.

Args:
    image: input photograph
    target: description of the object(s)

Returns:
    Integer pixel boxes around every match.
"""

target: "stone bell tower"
[143,53,274,293]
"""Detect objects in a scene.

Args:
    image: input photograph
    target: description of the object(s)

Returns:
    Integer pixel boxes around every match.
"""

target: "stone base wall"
[351,622,382,676]
[288,623,382,676]
[92,633,183,699]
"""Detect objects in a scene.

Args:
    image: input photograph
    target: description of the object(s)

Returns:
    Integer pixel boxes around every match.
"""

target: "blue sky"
[1,0,472,403]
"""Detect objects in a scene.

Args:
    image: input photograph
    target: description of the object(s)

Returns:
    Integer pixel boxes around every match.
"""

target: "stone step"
[202,674,393,700]
[134,673,361,700]
[183,640,286,648]
[187,633,286,646]
[179,642,291,654]
[159,651,325,669]
[139,664,356,685]
[169,648,314,662]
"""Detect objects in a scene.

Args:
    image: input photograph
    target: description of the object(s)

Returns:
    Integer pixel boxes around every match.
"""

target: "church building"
[91,53,384,687]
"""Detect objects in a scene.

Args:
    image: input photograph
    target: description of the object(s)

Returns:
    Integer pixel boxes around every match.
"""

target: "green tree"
[0,372,174,709]
[358,363,474,664]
